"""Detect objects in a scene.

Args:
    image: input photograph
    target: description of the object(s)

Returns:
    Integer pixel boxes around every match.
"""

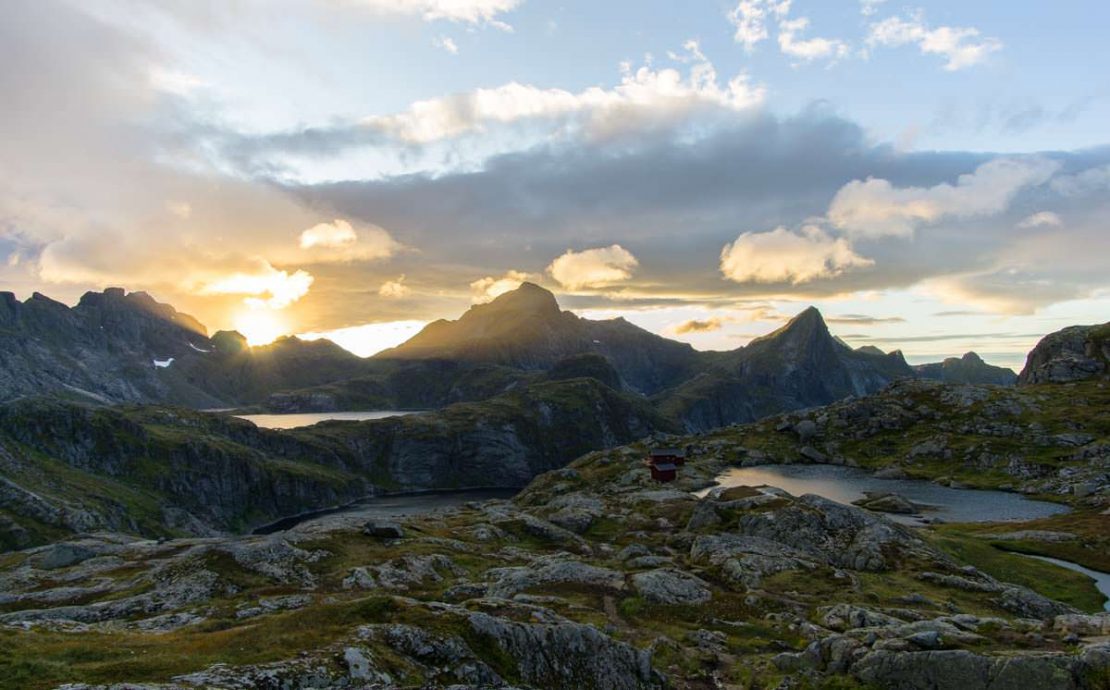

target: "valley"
[0,300,1105,688]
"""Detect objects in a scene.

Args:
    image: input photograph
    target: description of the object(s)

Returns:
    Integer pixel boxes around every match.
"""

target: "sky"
[2,0,1109,369]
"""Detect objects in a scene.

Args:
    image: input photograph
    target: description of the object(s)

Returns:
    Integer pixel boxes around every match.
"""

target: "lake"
[237,410,417,429]
[252,488,519,535]
[698,465,1070,525]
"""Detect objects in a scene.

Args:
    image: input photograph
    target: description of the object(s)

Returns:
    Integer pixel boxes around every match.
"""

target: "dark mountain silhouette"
[0,288,368,407]
[376,282,702,394]
[655,307,914,431]
[914,352,1016,385]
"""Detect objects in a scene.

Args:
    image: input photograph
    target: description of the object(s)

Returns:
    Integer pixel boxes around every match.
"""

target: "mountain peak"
[757,306,829,344]
[482,282,560,316]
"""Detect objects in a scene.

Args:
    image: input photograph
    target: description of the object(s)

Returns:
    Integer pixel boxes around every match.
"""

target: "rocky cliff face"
[0,288,372,407]
[1019,323,1110,384]
[377,282,703,395]
[915,351,1017,385]
[0,374,677,549]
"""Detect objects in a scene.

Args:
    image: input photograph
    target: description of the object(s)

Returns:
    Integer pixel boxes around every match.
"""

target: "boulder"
[362,520,405,539]
[630,568,712,605]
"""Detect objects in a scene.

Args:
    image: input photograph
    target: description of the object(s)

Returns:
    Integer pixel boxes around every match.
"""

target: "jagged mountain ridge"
[0,288,372,407]
[654,306,916,431]
[0,283,1018,431]
[376,282,703,395]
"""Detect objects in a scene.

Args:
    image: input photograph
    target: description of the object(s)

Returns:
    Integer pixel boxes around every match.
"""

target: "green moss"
[929,532,1106,612]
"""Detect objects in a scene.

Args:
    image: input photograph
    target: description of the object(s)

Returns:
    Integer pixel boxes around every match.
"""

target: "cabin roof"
[650,448,686,457]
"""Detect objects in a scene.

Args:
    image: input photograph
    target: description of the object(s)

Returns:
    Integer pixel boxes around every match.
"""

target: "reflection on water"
[237,410,416,429]
[1022,554,1110,612]
[700,465,1069,525]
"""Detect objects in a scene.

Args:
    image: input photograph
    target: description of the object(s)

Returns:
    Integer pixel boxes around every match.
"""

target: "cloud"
[547,245,639,290]
[1016,211,1062,228]
[196,259,314,310]
[363,44,762,144]
[859,0,886,17]
[828,157,1060,238]
[673,317,726,334]
[778,17,850,63]
[727,0,790,51]
[1050,164,1110,197]
[826,313,906,325]
[300,219,358,249]
[296,219,402,262]
[225,42,763,160]
[342,0,520,28]
[298,319,427,357]
[378,274,410,298]
[867,14,1002,70]
[932,310,984,317]
[433,36,459,54]
[470,270,532,303]
[720,225,874,285]
[729,1,848,65]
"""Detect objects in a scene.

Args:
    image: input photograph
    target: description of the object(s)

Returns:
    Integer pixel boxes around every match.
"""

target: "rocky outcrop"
[466,610,661,689]
[0,372,678,549]
[915,352,1017,386]
[733,493,936,571]
[852,645,1110,690]
[1019,323,1110,384]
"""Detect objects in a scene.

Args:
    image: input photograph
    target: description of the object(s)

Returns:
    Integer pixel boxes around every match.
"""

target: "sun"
[233,310,288,346]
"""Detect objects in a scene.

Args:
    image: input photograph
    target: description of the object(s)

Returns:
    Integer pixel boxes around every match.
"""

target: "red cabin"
[646,447,685,482]
[649,461,677,482]
[649,448,686,466]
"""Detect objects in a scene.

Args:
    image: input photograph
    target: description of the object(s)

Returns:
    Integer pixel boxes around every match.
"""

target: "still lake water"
[1023,554,1110,612]
[698,465,1069,525]
[237,410,417,429]
[700,465,1110,607]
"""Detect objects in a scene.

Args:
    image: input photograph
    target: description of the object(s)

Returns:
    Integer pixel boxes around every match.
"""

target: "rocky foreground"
[1,374,1108,689]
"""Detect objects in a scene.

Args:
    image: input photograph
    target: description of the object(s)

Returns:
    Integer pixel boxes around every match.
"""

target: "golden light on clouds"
[197,260,314,310]
[469,270,532,303]
[298,320,428,357]
[234,309,290,346]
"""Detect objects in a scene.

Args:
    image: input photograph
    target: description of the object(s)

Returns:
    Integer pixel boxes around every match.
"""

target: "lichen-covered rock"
[484,555,624,598]
[733,494,937,572]
[342,554,463,591]
[630,568,711,605]
[467,611,661,689]
[689,534,817,588]
[1019,323,1109,384]
[851,645,1108,690]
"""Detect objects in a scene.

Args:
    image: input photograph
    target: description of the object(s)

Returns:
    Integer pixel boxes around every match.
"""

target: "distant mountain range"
[1,283,1018,425]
